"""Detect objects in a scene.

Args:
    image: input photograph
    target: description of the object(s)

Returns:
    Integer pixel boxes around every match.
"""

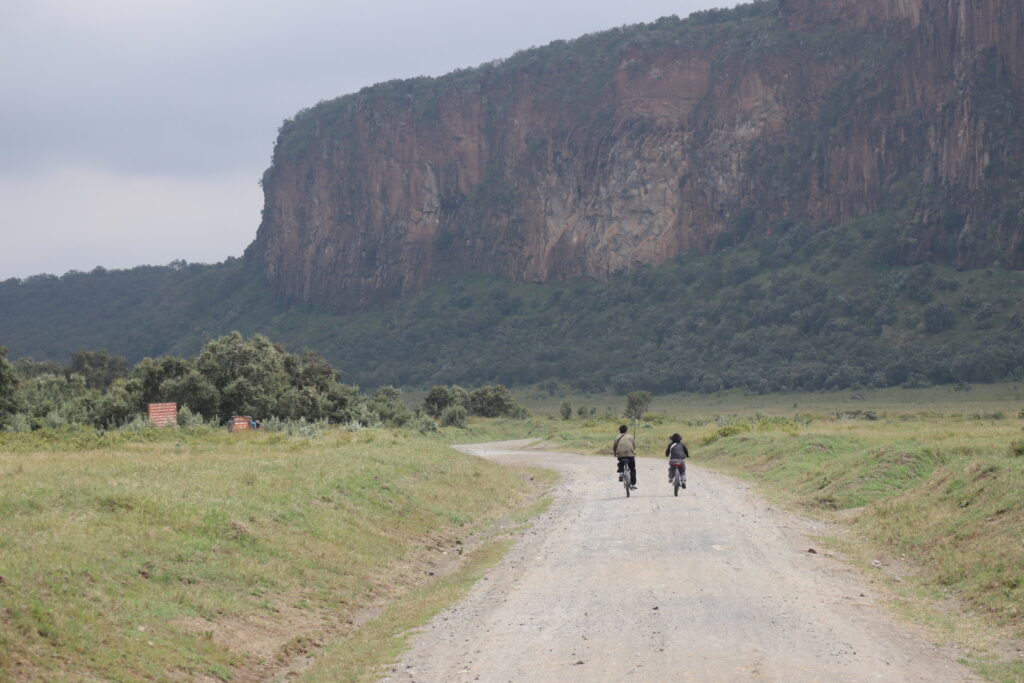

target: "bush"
[120,414,153,431]
[409,415,439,433]
[702,422,753,445]
[368,386,412,427]
[3,413,31,433]
[176,405,205,427]
[1009,440,1024,457]
[440,404,468,428]
[262,417,326,437]
[560,400,573,420]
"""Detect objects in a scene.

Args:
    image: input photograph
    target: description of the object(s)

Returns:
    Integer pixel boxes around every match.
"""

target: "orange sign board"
[147,402,178,427]
[229,416,252,432]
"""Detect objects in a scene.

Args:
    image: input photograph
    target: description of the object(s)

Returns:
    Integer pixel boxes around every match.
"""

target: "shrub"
[702,422,753,445]
[120,414,153,431]
[440,404,468,428]
[409,415,439,433]
[176,405,205,427]
[3,413,31,433]
[368,386,412,427]
[560,400,573,420]
[1009,440,1024,457]
[262,417,327,437]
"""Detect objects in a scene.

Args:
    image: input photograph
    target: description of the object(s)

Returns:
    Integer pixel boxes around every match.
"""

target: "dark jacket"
[665,441,689,461]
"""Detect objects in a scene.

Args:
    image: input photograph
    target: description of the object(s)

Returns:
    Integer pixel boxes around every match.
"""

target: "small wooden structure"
[228,416,252,432]
[147,402,178,427]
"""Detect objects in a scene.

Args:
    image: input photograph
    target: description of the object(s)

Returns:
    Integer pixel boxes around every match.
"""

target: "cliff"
[248,0,1024,313]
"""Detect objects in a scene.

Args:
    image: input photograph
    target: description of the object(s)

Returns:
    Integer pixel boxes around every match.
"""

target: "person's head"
[671,433,682,443]
[619,424,628,434]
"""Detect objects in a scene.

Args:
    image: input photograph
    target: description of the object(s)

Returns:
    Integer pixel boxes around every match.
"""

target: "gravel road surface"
[384,441,977,682]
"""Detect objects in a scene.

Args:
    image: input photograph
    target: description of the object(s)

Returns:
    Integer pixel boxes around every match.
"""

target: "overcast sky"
[0,0,733,280]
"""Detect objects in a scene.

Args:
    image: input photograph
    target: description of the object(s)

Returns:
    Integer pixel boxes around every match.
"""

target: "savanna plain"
[2,384,1023,681]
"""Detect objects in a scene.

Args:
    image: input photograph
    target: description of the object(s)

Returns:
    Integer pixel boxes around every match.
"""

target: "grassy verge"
[301,492,555,683]
[0,421,546,680]
[694,416,1024,680]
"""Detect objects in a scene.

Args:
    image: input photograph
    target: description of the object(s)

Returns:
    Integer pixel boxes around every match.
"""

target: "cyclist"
[614,424,638,490]
[665,432,689,487]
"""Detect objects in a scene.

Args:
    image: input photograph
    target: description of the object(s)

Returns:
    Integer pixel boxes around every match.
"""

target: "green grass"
[0,421,541,680]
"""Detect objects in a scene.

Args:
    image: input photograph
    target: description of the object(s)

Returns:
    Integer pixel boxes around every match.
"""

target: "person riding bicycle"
[665,433,689,487]
[614,424,638,490]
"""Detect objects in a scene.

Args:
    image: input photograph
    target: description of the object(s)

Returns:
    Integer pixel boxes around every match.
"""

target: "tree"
[0,347,20,424]
[423,385,456,418]
[560,399,573,420]
[624,391,652,421]
[94,379,140,427]
[69,349,129,390]
[195,332,289,420]
[468,385,521,418]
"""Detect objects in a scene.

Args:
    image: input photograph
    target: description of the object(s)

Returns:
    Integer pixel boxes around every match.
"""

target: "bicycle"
[670,461,686,497]
[619,458,633,497]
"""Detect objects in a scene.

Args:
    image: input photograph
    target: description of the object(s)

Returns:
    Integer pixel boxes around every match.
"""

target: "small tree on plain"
[560,399,573,420]
[624,391,652,421]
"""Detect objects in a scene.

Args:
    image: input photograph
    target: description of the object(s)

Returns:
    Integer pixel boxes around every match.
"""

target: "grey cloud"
[0,0,731,277]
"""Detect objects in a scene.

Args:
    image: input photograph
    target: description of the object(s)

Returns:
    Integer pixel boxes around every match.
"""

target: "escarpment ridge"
[248,0,1024,313]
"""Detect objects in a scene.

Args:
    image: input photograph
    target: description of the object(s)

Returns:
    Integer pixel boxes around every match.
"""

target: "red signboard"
[229,416,252,432]
[147,402,178,427]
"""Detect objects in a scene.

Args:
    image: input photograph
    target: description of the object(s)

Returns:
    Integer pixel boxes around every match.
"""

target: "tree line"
[0,334,525,432]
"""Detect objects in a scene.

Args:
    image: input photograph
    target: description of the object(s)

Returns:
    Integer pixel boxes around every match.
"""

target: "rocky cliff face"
[249,0,1024,312]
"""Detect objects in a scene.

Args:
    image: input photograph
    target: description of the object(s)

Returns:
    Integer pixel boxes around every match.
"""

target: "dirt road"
[384,442,977,682]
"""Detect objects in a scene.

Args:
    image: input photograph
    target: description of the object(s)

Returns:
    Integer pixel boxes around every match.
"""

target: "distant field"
[514,381,1024,420]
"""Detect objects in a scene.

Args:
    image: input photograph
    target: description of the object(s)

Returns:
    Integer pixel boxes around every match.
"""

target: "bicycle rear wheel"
[623,463,631,497]
[673,471,680,496]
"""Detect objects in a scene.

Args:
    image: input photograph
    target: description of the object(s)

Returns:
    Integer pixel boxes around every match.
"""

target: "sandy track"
[383,442,977,682]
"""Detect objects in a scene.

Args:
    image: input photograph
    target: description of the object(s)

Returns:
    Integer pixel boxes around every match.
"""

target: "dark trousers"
[669,460,686,481]
[616,456,637,485]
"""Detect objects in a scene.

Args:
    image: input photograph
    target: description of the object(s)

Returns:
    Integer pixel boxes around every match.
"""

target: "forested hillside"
[0,260,275,361]
[3,213,1023,394]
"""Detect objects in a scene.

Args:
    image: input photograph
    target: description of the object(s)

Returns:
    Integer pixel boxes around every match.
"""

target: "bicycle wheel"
[624,464,631,497]
[673,471,680,496]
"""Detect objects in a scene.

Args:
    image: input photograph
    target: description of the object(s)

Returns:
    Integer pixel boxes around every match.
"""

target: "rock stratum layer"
[248,0,1024,313]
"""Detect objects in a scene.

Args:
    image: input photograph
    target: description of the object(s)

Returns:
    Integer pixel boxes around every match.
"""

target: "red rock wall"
[250,0,1024,312]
